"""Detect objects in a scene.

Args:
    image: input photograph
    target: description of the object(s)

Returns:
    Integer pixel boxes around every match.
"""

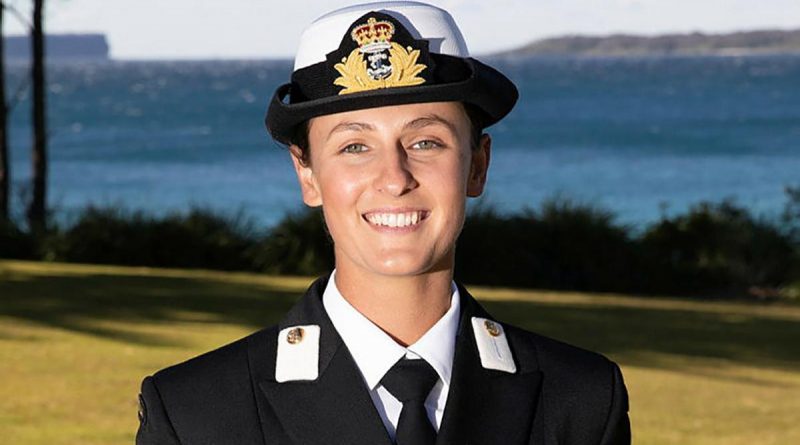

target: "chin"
[368,249,455,277]
[369,257,431,277]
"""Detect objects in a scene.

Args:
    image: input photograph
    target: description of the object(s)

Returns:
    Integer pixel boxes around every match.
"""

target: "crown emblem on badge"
[351,17,395,50]
[333,16,427,95]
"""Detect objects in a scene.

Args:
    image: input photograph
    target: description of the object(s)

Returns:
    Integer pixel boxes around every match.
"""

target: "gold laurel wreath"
[333,42,427,95]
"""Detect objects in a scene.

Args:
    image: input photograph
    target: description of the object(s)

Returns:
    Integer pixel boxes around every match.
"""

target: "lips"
[362,209,429,228]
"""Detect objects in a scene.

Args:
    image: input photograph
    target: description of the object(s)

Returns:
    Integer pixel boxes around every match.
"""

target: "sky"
[2,0,800,60]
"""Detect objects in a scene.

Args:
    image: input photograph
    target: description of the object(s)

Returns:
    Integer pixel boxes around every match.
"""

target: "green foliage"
[781,185,800,244]
[641,200,797,296]
[40,206,257,270]
[456,199,641,292]
[0,219,35,259]
[249,208,334,276]
[2,192,798,298]
[457,196,799,297]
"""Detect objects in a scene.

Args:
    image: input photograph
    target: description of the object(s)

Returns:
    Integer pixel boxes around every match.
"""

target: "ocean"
[5,55,800,230]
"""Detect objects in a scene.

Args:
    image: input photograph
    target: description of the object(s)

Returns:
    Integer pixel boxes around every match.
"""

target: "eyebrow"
[325,113,458,142]
[326,121,376,141]
[402,114,458,134]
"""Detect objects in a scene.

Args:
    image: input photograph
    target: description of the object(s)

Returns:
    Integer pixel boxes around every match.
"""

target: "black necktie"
[380,358,439,445]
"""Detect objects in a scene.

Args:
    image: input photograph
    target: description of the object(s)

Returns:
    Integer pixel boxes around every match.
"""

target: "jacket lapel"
[248,276,542,445]
[250,275,393,445]
[436,285,543,445]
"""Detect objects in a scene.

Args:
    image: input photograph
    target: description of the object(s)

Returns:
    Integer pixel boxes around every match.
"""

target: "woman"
[136,2,631,444]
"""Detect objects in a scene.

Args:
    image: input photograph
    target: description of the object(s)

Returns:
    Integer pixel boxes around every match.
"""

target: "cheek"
[427,156,470,222]
[316,165,368,209]
[437,152,472,196]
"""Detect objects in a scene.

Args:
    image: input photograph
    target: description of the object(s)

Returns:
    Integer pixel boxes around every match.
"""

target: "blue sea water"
[5,55,800,229]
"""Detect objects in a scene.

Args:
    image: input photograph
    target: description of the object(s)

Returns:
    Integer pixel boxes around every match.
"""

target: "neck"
[333,265,454,347]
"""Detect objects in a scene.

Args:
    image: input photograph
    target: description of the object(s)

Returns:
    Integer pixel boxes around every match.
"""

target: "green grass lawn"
[1,260,799,444]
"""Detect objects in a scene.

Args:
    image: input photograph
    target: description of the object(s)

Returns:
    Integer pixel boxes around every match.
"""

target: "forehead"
[308,101,470,138]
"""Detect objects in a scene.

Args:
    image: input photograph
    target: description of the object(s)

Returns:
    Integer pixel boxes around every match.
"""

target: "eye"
[341,143,368,154]
[411,140,441,150]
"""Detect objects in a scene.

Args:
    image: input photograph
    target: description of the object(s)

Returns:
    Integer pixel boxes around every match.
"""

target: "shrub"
[0,219,35,259]
[41,206,257,270]
[4,193,798,299]
[781,185,800,244]
[640,200,797,296]
[249,208,334,276]
[456,198,642,292]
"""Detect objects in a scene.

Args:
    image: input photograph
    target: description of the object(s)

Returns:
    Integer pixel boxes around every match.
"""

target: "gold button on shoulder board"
[484,320,501,337]
[287,327,304,344]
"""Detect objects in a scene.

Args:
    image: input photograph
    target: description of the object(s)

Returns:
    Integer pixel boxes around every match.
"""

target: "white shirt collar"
[322,269,461,390]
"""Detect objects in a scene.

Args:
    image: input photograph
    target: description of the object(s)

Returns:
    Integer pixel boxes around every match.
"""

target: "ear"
[289,145,322,207]
[467,134,491,197]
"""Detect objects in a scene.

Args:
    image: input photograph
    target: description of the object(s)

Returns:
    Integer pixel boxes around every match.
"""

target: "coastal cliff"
[5,33,109,62]
[499,29,800,57]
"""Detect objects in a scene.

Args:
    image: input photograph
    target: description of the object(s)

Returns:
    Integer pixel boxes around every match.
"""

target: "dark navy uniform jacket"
[136,274,631,445]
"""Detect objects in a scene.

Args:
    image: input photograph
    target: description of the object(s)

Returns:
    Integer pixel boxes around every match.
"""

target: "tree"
[27,0,45,231]
[0,2,9,222]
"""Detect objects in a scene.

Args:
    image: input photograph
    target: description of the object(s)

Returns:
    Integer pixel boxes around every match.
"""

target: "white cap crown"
[294,1,469,71]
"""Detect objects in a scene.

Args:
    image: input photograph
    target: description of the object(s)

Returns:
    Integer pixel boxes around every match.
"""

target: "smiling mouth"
[362,210,430,228]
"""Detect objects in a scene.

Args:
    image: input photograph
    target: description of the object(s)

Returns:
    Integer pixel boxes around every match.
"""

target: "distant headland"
[4,33,109,62]
[496,28,800,57]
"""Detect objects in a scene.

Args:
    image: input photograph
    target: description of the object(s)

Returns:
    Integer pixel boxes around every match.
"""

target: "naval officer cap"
[265,0,518,145]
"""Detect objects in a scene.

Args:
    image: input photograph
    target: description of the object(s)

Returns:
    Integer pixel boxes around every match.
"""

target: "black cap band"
[265,9,518,145]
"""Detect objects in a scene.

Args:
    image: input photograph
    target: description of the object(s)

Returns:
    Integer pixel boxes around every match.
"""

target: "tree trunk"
[0,2,9,222]
[28,0,46,231]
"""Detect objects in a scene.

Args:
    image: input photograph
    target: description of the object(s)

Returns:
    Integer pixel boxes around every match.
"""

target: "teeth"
[366,211,426,228]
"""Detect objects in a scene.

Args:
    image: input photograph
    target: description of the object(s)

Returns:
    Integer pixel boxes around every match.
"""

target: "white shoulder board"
[471,317,517,373]
[275,325,321,382]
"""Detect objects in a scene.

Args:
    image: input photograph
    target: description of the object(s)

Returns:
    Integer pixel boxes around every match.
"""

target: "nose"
[374,145,418,196]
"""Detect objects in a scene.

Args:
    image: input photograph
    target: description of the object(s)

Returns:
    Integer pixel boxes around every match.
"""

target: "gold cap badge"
[333,16,427,95]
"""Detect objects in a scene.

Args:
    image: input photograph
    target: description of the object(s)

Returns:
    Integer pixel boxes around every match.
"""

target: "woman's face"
[289,101,490,278]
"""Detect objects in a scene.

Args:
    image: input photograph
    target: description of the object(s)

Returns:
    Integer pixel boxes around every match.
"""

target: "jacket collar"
[322,269,461,390]
[435,283,543,445]
[250,274,391,445]
[248,274,543,445]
